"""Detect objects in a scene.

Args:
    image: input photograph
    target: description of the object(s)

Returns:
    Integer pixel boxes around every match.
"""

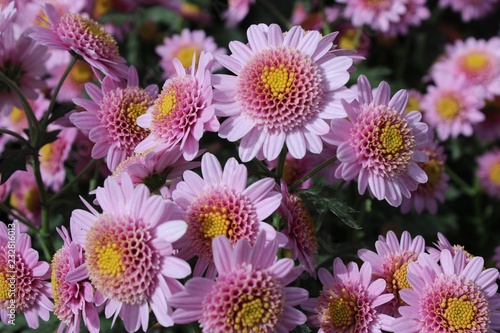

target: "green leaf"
[0,145,31,184]
[39,129,61,148]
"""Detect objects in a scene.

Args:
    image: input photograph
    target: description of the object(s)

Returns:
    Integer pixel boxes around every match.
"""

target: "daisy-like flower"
[29,3,128,81]
[70,173,191,332]
[214,24,356,162]
[51,226,99,333]
[385,0,430,36]
[476,148,500,200]
[223,0,256,27]
[278,181,318,278]
[431,37,500,100]
[70,66,158,171]
[324,75,429,207]
[156,28,225,79]
[336,0,406,33]
[0,220,53,328]
[426,232,475,263]
[403,89,424,114]
[438,0,499,22]
[301,258,394,332]
[358,230,426,316]
[172,152,282,277]
[135,51,218,161]
[391,249,500,333]
[421,74,485,140]
[170,231,309,332]
[401,134,449,214]
[474,96,500,142]
[335,22,371,60]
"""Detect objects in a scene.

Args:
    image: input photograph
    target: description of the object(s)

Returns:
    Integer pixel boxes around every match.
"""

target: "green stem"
[318,0,331,35]
[252,158,276,178]
[353,25,364,50]
[36,231,54,263]
[0,202,37,230]
[0,128,33,147]
[276,147,288,180]
[290,155,337,192]
[256,0,291,29]
[47,159,97,204]
[445,165,476,196]
[89,159,103,192]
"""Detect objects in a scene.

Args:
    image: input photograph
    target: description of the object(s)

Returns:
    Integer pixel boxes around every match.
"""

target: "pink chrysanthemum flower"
[70,173,191,332]
[358,230,426,317]
[0,1,16,34]
[278,181,318,278]
[29,3,128,81]
[9,169,42,230]
[426,232,475,263]
[401,134,449,214]
[113,144,200,192]
[438,0,499,22]
[301,258,394,332]
[404,89,424,114]
[474,96,500,142]
[51,226,99,333]
[337,0,406,33]
[135,51,219,161]
[19,0,86,31]
[170,231,308,332]
[156,28,225,79]
[391,250,500,333]
[172,152,282,277]
[385,0,430,36]
[70,66,158,171]
[421,74,485,140]
[214,24,356,162]
[0,220,53,328]
[335,22,371,60]
[431,37,500,100]
[223,0,256,27]
[324,75,429,207]
[476,148,500,200]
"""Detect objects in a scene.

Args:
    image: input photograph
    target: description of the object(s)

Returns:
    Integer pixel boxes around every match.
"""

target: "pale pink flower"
[391,250,500,333]
[335,22,371,60]
[29,3,128,80]
[17,0,86,31]
[170,231,309,332]
[156,28,226,79]
[214,24,356,162]
[426,232,475,263]
[301,258,394,332]
[172,152,283,277]
[223,0,256,27]
[385,0,430,36]
[337,0,407,32]
[51,226,99,333]
[358,230,426,316]
[403,89,424,114]
[135,51,218,161]
[70,173,191,332]
[0,1,16,34]
[9,169,42,230]
[476,148,500,200]
[438,0,500,22]
[324,75,429,207]
[0,220,53,328]
[70,66,158,171]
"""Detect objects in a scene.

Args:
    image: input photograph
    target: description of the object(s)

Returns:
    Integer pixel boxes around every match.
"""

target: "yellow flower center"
[329,295,356,328]
[0,273,13,301]
[79,16,117,49]
[9,106,25,122]
[176,46,200,69]
[199,206,231,242]
[423,160,442,184]
[124,101,149,131]
[157,90,177,119]
[338,29,357,50]
[70,61,93,84]
[40,141,56,163]
[23,188,40,213]
[95,243,124,278]
[404,96,421,114]
[233,297,271,332]
[437,96,460,120]
[392,262,411,291]
[379,124,404,160]
[261,64,295,99]
[92,0,114,18]
[462,52,488,73]
[442,296,477,330]
[51,263,59,304]
[489,162,500,185]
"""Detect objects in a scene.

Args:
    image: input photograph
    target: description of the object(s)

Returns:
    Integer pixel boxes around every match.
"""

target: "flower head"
[324,75,429,207]
[426,232,475,263]
[223,0,256,27]
[385,0,430,36]
[70,173,191,332]
[476,148,500,200]
[135,51,218,161]
[301,258,394,332]
[438,0,499,22]
[170,231,308,332]
[0,1,16,35]
[9,169,42,230]
[0,220,53,328]
[172,152,282,277]
[391,250,500,333]
[214,24,356,162]
[29,3,128,80]
[358,230,426,316]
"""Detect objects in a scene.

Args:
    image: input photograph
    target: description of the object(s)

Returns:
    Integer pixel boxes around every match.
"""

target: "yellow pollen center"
[176,46,199,69]
[423,160,442,184]
[51,264,59,304]
[124,102,148,130]
[392,262,411,291]
[40,141,56,163]
[0,273,13,301]
[95,243,124,278]
[442,296,477,330]
[379,124,404,159]
[462,52,488,72]
[404,97,421,114]
[329,296,356,328]
[70,62,93,84]
[489,162,500,185]
[158,90,177,118]
[199,206,231,241]
[437,96,461,120]
[261,64,295,99]
[338,29,357,50]
[234,297,270,332]
[22,188,40,213]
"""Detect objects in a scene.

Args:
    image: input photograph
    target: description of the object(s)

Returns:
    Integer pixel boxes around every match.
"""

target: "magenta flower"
[0,1,16,35]
[476,148,500,200]
[301,258,394,333]
[324,75,429,207]
[0,220,53,328]
[51,226,99,333]
[29,3,128,80]
[70,173,191,332]
[391,250,500,333]
[170,231,308,332]
[172,152,283,277]
[438,0,499,22]
[358,230,426,316]
[70,66,158,171]
[135,51,219,161]
[213,23,356,162]
[337,0,406,33]
[223,0,256,27]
